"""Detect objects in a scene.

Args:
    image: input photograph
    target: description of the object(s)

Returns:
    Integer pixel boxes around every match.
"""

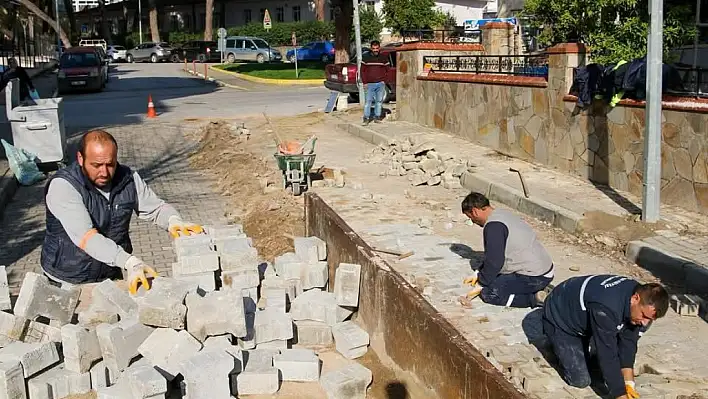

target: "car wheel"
[383,85,392,103]
[171,54,181,63]
[198,54,207,63]
[257,54,265,64]
[348,93,359,103]
[320,54,330,64]
[150,53,158,63]
[127,54,134,63]
[287,54,295,63]
[227,53,236,63]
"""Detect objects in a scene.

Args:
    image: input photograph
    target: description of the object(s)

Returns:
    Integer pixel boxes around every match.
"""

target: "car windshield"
[204,41,217,47]
[252,39,270,49]
[157,42,170,48]
[112,46,126,50]
[60,52,100,67]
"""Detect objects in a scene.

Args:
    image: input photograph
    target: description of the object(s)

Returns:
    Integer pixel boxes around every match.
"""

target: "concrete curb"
[183,68,245,90]
[209,65,323,85]
[334,119,585,235]
[625,240,708,295]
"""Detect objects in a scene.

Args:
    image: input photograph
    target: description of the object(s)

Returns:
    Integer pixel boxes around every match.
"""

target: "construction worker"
[542,275,669,399]
[41,130,203,293]
[461,192,554,307]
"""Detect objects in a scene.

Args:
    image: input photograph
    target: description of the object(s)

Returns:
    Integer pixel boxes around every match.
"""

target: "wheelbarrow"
[274,153,317,196]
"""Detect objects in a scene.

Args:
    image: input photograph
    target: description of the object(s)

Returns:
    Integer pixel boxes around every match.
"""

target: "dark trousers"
[542,317,592,388]
[480,273,552,308]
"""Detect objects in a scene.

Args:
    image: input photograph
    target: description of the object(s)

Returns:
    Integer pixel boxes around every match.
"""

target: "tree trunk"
[133,0,140,37]
[18,0,72,47]
[121,1,129,34]
[333,0,352,63]
[204,0,214,41]
[98,0,111,41]
[62,0,77,40]
[148,0,160,42]
[315,0,325,21]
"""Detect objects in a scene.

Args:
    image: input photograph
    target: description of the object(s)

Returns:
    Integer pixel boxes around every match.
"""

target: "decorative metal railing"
[422,55,549,78]
[401,29,482,44]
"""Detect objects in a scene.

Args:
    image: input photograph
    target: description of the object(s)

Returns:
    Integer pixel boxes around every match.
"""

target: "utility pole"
[138,0,143,44]
[352,0,365,102]
[642,0,663,223]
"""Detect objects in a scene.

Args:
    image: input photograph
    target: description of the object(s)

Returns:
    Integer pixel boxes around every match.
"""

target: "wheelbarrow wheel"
[292,183,302,196]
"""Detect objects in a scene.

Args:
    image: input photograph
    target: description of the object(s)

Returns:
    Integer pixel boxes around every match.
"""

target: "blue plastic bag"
[1,139,45,186]
[29,89,40,100]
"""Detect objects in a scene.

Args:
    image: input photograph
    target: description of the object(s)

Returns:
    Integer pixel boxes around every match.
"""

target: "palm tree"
[148,0,159,42]
[204,0,213,41]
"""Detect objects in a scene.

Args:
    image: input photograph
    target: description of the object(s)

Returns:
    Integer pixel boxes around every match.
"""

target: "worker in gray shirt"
[461,192,554,307]
[41,130,203,293]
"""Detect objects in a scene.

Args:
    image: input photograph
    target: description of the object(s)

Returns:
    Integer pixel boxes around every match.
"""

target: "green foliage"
[226,21,334,46]
[381,0,450,34]
[356,6,385,44]
[522,0,696,64]
[216,61,325,80]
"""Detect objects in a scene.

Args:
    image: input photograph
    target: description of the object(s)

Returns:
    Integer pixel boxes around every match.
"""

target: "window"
[226,39,236,48]
[260,8,266,22]
[292,6,301,22]
[235,39,246,49]
[252,39,270,49]
[170,15,179,31]
[276,7,284,22]
[244,9,252,24]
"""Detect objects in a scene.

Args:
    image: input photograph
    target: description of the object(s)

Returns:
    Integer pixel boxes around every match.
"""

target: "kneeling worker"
[461,192,554,307]
[41,130,203,292]
[543,275,669,398]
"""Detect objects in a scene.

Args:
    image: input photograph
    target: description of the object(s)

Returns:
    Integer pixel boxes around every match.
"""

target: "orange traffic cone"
[147,95,157,118]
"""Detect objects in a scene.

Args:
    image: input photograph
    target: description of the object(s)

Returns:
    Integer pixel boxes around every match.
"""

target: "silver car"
[223,36,282,64]
[126,42,173,63]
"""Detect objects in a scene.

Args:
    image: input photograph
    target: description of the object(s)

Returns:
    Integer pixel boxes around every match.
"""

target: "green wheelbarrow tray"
[273,153,317,196]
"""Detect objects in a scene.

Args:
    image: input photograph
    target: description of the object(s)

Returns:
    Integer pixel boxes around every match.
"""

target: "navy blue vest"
[41,162,137,284]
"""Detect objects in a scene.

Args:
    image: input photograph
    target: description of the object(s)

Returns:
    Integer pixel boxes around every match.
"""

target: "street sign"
[291,31,297,46]
[263,9,272,30]
[218,27,227,38]
[81,24,87,34]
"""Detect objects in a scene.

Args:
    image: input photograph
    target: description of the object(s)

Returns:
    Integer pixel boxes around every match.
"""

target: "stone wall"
[396,43,708,214]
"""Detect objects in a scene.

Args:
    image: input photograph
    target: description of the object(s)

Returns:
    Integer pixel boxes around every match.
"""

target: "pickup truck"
[324,47,397,102]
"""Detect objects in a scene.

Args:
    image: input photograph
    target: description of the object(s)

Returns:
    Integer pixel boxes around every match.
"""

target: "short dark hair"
[371,40,381,47]
[79,130,118,157]
[633,283,669,318]
[461,192,490,213]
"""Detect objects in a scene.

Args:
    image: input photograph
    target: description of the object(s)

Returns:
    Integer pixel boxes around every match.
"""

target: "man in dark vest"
[41,130,203,293]
[543,275,669,399]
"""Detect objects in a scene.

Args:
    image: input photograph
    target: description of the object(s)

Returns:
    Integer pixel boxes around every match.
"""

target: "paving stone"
[27,363,91,399]
[237,349,279,395]
[220,247,260,271]
[237,312,255,350]
[287,278,303,299]
[206,224,244,238]
[203,335,243,372]
[0,311,28,346]
[214,236,253,254]
[61,324,102,373]
[92,279,138,319]
[294,236,327,263]
[274,253,305,280]
[262,288,287,313]
[320,363,372,399]
[294,320,333,346]
[290,289,353,326]
[173,271,216,292]
[89,360,119,390]
[77,306,119,328]
[13,272,80,325]
[96,380,133,399]
[96,319,155,372]
[137,328,202,381]
[332,321,369,359]
[0,360,25,399]
[125,364,167,399]
[0,341,60,378]
[302,261,329,289]
[670,294,700,317]
[0,267,11,311]
[221,267,260,290]
[334,263,362,307]
[254,308,293,344]
[186,289,246,341]
[138,278,195,329]
[273,348,320,382]
[173,234,213,256]
[180,349,236,399]
[18,321,60,345]
[256,340,288,350]
[173,253,219,276]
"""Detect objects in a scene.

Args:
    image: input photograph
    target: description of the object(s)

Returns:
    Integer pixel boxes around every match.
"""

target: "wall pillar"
[481,22,514,55]
[546,43,589,100]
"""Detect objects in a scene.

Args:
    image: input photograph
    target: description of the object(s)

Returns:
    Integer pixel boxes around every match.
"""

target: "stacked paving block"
[0,226,373,398]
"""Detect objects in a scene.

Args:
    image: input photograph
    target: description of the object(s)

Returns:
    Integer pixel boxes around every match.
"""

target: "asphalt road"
[55,62,330,131]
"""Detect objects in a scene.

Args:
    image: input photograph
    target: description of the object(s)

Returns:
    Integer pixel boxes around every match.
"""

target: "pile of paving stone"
[360,136,473,188]
[0,225,372,399]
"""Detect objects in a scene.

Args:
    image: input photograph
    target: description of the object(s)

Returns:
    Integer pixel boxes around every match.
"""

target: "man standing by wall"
[360,40,389,126]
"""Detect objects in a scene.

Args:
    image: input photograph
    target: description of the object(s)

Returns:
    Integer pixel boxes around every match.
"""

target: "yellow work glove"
[125,256,158,295]
[463,270,479,286]
[625,381,640,399]
[168,216,204,238]
[466,283,483,300]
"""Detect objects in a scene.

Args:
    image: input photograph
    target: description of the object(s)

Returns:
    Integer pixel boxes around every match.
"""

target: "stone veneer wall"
[397,43,708,214]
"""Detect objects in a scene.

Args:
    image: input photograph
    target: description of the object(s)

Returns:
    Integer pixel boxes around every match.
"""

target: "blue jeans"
[480,272,552,308]
[363,81,385,120]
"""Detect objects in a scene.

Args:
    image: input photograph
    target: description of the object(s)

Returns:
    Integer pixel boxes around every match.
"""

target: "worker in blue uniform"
[542,275,669,399]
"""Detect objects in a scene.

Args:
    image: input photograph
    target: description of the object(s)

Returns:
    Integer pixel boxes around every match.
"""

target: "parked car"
[57,46,107,93]
[107,45,127,62]
[170,40,221,63]
[286,41,335,63]
[223,36,282,63]
[324,48,397,102]
[126,42,174,63]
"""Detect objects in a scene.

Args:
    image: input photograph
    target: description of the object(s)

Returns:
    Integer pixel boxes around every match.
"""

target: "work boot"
[362,119,370,126]
[532,283,555,308]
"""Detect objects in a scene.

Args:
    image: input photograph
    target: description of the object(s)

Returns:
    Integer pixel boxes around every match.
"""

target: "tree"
[332,0,353,63]
[17,0,72,47]
[315,0,325,21]
[98,0,111,41]
[148,0,160,42]
[204,0,213,40]
[522,0,695,64]
[381,0,447,34]
[356,6,384,44]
